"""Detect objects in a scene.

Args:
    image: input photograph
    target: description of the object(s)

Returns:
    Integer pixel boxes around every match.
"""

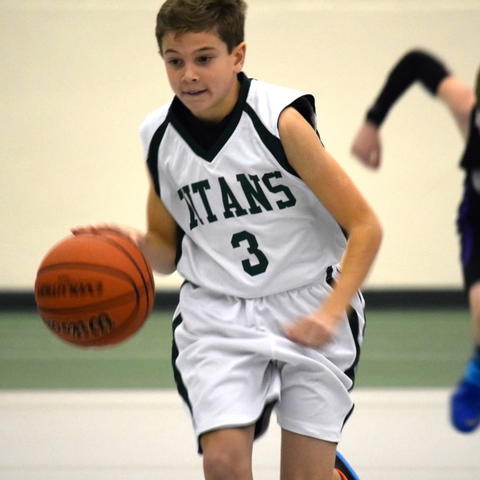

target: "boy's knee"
[203,447,250,480]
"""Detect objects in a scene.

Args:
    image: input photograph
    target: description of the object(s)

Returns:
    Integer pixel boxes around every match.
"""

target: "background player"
[76,1,382,478]
[351,48,480,433]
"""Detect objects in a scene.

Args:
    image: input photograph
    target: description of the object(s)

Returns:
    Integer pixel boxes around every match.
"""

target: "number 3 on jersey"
[231,231,269,276]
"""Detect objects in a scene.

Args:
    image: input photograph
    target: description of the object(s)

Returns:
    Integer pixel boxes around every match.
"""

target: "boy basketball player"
[78,1,381,478]
[351,49,480,434]
[140,1,382,478]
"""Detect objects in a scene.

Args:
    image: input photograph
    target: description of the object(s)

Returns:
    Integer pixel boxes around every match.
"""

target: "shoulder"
[139,102,172,156]
[246,77,315,136]
[437,76,476,138]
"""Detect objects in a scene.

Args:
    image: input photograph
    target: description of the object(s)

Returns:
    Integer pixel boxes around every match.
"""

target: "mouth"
[183,89,207,97]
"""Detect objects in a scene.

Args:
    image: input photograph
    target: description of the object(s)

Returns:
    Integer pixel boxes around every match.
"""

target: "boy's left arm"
[279,107,382,348]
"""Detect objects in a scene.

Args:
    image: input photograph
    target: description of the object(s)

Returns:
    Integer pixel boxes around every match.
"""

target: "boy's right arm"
[140,179,177,275]
[71,179,177,275]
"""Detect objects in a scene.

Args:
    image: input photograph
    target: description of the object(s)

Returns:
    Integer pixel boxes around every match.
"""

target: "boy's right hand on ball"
[71,224,144,246]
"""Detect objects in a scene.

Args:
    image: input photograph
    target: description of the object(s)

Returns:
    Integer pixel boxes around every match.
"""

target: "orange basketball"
[34,231,155,347]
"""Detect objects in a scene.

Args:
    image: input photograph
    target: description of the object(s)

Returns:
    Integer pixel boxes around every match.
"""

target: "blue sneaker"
[451,378,480,433]
[335,451,360,480]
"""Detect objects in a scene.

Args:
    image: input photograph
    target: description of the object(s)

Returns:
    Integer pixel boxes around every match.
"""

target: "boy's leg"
[201,426,255,480]
[471,283,480,347]
[280,430,357,480]
[451,282,480,433]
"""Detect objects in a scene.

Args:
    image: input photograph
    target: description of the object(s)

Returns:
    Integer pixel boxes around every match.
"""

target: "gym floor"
[1,308,478,479]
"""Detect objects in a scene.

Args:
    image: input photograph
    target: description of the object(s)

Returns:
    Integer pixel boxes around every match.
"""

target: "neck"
[198,76,241,123]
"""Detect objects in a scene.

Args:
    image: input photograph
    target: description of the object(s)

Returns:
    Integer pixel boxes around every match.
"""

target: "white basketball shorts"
[171,268,365,446]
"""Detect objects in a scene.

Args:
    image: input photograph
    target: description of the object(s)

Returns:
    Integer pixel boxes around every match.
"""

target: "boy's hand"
[284,311,342,348]
[71,224,144,246]
[351,121,382,169]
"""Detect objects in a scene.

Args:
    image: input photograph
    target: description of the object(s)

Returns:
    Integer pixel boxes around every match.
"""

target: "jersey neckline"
[168,72,252,163]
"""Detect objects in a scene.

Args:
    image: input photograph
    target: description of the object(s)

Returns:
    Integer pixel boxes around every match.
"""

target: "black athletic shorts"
[457,170,480,290]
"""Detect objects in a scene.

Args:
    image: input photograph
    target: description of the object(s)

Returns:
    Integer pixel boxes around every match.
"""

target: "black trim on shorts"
[254,399,277,440]
[341,403,355,431]
[325,265,364,388]
[197,398,277,455]
[171,313,192,413]
[344,308,362,390]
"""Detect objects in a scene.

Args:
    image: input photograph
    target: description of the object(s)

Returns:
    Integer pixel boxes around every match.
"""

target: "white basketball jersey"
[140,74,347,298]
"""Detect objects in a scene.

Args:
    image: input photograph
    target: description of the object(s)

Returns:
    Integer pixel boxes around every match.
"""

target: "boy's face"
[162,30,245,122]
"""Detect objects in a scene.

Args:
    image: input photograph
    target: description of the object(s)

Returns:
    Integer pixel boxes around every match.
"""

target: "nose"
[182,63,199,83]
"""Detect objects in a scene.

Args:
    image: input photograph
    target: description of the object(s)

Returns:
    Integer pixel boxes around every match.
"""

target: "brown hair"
[156,0,247,54]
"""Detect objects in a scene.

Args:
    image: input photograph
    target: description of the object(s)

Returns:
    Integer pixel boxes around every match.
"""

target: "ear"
[232,42,246,73]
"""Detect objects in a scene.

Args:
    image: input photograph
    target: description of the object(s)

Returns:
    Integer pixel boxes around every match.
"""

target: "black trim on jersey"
[168,73,252,162]
[326,266,334,287]
[175,224,185,266]
[146,119,169,196]
[244,103,299,178]
[244,94,315,178]
[460,105,480,170]
[344,308,362,390]
[286,95,324,146]
[171,313,193,413]
[148,75,317,178]
[287,95,318,134]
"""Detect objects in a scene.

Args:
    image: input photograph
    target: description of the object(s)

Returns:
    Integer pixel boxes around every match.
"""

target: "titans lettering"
[177,170,297,230]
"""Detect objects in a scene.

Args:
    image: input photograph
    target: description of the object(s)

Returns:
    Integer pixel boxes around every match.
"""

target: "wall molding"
[0,289,468,311]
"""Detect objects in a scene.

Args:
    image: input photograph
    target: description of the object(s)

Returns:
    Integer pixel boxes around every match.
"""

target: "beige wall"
[1,0,479,290]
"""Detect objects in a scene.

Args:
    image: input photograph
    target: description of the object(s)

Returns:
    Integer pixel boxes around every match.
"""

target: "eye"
[166,58,183,68]
[196,55,213,65]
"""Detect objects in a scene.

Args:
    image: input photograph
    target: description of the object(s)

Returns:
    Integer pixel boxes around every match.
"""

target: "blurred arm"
[351,49,455,168]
